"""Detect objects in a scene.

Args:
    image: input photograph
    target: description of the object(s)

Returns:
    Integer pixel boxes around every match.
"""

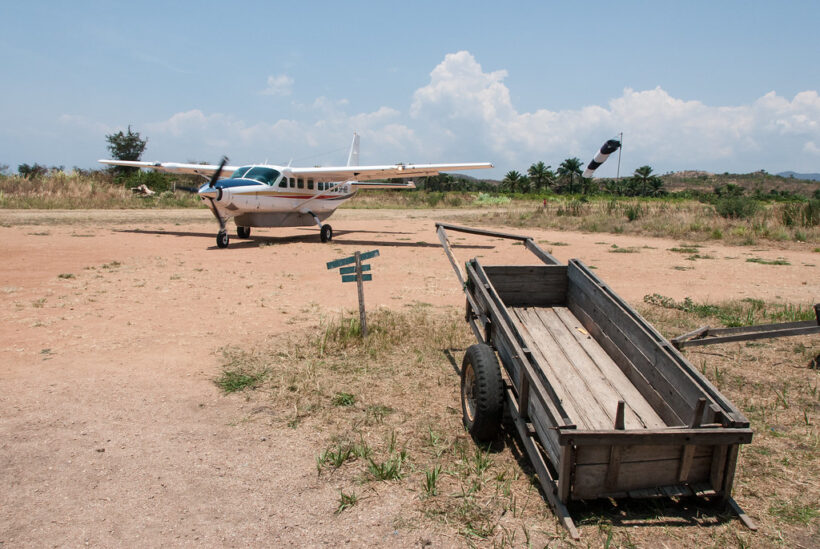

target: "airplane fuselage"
[198,165,356,228]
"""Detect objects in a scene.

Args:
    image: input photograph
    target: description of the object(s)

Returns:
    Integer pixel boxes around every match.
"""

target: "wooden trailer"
[436,223,755,539]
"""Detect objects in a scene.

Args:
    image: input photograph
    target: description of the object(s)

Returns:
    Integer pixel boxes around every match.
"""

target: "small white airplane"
[100,134,493,248]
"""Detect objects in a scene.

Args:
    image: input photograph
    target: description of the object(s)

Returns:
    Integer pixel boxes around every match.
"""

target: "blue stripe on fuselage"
[216,178,265,189]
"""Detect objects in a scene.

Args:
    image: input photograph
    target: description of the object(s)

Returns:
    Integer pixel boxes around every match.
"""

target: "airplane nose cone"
[199,187,218,199]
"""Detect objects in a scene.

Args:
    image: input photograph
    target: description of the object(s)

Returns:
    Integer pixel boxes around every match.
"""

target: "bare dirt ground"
[1,208,817,547]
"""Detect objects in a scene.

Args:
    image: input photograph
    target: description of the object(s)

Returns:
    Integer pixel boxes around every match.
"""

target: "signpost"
[327,249,379,337]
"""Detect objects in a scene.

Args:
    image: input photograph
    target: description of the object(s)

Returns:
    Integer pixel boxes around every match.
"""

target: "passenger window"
[307,179,314,190]
[297,178,304,189]
[289,178,294,188]
[279,178,287,188]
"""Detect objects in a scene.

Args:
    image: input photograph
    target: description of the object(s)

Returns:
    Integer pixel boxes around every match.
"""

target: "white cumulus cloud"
[408,51,820,174]
[88,51,820,175]
[261,74,294,96]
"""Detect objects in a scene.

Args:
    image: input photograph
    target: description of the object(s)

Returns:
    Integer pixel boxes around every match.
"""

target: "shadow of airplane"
[115,227,495,251]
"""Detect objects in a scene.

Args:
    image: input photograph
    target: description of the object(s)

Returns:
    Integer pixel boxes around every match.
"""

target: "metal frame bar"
[672,306,820,348]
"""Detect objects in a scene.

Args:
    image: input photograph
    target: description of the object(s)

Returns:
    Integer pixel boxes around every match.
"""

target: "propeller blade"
[207,156,229,188]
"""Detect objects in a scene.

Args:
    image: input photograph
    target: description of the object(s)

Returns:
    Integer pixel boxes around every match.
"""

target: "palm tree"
[557,157,583,194]
[501,170,523,193]
[527,161,554,192]
[633,165,654,196]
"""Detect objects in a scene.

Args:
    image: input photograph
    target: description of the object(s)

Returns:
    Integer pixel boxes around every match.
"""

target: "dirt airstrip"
[1,208,817,547]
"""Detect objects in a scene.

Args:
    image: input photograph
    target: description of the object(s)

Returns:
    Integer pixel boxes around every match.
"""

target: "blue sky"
[2,1,819,178]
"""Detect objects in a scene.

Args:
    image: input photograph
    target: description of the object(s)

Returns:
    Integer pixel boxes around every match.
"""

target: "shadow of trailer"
[435,223,756,540]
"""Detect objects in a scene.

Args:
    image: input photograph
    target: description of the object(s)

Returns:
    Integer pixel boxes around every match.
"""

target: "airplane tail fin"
[346,132,359,167]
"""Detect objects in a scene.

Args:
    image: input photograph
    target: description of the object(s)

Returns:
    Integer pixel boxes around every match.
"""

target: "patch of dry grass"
[459,198,819,246]
[640,300,819,548]
[0,173,200,209]
[220,301,819,546]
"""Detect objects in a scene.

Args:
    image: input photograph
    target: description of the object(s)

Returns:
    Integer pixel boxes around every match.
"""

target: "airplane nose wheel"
[320,224,333,243]
[217,231,229,248]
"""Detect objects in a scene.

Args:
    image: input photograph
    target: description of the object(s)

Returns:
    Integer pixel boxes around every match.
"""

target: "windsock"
[582,138,621,178]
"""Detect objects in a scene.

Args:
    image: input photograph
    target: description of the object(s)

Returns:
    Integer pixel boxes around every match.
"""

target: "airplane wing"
[288,162,493,181]
[350,180,416,189]
[98,159,239,178]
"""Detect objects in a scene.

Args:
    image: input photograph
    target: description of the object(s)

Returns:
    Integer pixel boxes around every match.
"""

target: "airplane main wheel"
[217,231,229,248]
[237,226,251,239]
[320,224,333,243]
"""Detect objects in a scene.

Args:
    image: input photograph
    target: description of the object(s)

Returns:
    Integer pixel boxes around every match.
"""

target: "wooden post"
[354,251,367,337]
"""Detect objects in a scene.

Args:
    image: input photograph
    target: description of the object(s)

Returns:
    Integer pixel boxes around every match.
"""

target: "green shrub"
[714,196,760,219]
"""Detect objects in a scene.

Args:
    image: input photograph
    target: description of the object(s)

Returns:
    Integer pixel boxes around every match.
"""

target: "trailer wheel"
[461,344,503,442]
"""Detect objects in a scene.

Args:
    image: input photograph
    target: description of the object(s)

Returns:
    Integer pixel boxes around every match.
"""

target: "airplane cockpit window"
[232,167,251,179]
[242,167,281,185]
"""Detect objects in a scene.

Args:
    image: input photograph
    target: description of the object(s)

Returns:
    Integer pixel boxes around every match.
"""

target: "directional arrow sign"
[339,264,371,275]
[342,273,372,283]
[326,249,379,270]
[326,249,380,337]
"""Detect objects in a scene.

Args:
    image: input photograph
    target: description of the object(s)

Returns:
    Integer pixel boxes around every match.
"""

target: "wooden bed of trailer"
[435,223,756,539]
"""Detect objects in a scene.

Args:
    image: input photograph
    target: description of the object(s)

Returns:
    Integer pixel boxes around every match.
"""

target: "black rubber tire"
[236,226,250,239]
[320,224,333,243]
[460,343,503,442]
[216,231,229,248]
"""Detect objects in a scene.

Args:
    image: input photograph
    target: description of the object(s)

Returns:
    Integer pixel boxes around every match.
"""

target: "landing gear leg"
[215,216,229,249]
[309,211,332,243]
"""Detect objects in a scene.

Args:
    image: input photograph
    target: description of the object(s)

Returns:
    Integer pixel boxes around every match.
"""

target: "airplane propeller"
[208,156,229,188]
[173,156,230,194]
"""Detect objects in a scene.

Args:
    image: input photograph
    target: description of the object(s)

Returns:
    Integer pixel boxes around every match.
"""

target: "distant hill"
[661,170,820,197]
[777,171,820,182]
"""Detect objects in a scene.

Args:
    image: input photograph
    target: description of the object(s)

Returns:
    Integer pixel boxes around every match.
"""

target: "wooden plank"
[515,307,609,429]
[342,273,372,283]
[528,395,562,465]
[710,444,727,492]
[554,307,667,428]
[573,456,713,500]
[437,227,488,333]
[482,265,567,307]
[614,401,625,430]
[533,307,663,429]
[560,428,753,447]
[568,283,695,423]
[721,444,740,501]
[728,497,758,531]
[339,264,371,275]
[627,486,665,498]
[569,301,684,427]
[605,446,623,489]
[691,398,707,428]
[569,260,748,426]
[513,416,580,539]
[435,222,533,242]
[575,444,712,466]
[524,238,561,265]
[510,308,591,429]
[467,262,572,427]
[678,445,696,482]
[325,249,379,269]
[559,444,573,503]
[671,325,710,348]
[661,484,693,498]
